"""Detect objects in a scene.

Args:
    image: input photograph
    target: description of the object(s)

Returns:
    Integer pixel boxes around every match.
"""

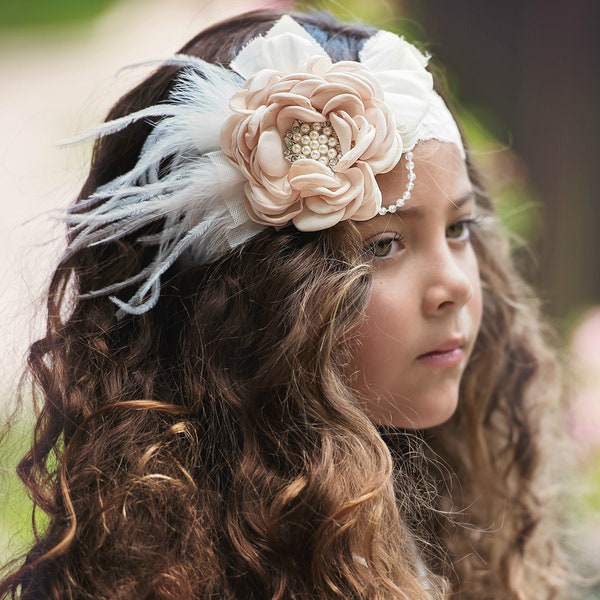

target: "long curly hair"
[1,9,568,599]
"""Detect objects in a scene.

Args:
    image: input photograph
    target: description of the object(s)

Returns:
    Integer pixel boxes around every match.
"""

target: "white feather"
[63,57,252,316]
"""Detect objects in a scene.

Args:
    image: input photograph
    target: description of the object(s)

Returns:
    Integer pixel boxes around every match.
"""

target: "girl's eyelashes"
[364,233,404,259]
[363,216,479,258]
[446,217,479,242]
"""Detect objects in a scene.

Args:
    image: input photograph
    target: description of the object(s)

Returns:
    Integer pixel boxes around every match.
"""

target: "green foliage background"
[0,0,118,29]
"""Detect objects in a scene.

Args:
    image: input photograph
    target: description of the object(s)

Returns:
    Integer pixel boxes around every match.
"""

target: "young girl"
[1,9,569,599]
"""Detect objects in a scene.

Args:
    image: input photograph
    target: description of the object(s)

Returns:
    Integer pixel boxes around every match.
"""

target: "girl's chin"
[366,394,460,430]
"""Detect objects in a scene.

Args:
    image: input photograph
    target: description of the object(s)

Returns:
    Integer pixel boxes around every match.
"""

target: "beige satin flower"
[220,57,401,231]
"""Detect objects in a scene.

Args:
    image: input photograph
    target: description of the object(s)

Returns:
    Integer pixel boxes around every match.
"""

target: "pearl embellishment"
[284,120,342,168]
[378,151,415,215]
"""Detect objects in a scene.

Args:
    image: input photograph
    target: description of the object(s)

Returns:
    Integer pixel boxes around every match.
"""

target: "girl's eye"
[446,218,476,242]
[365,234,404,259]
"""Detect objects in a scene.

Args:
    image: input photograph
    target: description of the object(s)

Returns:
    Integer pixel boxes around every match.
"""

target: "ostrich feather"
[63,56,259,317]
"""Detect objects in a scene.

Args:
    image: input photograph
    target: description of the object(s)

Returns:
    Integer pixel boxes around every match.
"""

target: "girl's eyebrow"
[450,190,476,209]
[395,189,476,219]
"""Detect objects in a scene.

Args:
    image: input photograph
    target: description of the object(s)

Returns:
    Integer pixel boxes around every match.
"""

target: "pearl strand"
[378,151,415,215]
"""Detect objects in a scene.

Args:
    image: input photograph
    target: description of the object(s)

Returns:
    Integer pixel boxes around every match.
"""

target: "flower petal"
[256,128,289,177]
[360,31,429,71]
[231,16,331,78]
[293,208,345,231]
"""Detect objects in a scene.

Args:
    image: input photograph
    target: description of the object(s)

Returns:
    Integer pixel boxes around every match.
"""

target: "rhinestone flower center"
[284,120,341,168]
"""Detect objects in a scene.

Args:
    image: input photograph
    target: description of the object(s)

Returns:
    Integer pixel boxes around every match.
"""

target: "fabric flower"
[218,17,436,231]
[220,57,402,230]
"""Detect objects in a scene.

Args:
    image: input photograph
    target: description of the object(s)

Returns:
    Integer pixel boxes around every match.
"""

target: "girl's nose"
[421,248,474,316]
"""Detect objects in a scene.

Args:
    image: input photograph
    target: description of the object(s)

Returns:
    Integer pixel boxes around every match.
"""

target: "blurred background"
[0,0,598,594]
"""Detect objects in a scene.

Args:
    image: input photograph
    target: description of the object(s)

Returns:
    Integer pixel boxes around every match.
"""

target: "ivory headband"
[64,16,465,315]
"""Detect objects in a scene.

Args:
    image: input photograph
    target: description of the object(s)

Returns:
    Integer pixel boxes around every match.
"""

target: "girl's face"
[351,140,483,429]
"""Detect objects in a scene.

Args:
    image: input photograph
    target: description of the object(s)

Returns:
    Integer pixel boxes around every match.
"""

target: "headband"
[64,15,465,315]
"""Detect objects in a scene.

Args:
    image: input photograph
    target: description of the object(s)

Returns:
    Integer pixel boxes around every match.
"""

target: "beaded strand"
[378,151,415,215]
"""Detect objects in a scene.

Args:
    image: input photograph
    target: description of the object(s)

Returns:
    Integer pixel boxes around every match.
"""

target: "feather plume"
[63,56,255,317]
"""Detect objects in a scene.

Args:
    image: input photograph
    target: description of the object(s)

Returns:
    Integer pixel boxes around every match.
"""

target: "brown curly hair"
[0,9,568,599]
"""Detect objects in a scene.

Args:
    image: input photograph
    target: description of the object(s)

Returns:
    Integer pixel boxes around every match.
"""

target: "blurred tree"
[297,0,398,28]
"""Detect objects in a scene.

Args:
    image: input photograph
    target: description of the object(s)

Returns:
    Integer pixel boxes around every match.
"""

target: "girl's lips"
[416,347,464,367]
[416,338,465,367]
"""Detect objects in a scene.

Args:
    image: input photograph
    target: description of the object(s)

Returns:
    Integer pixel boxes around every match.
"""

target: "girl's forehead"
[375,140,471,204]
